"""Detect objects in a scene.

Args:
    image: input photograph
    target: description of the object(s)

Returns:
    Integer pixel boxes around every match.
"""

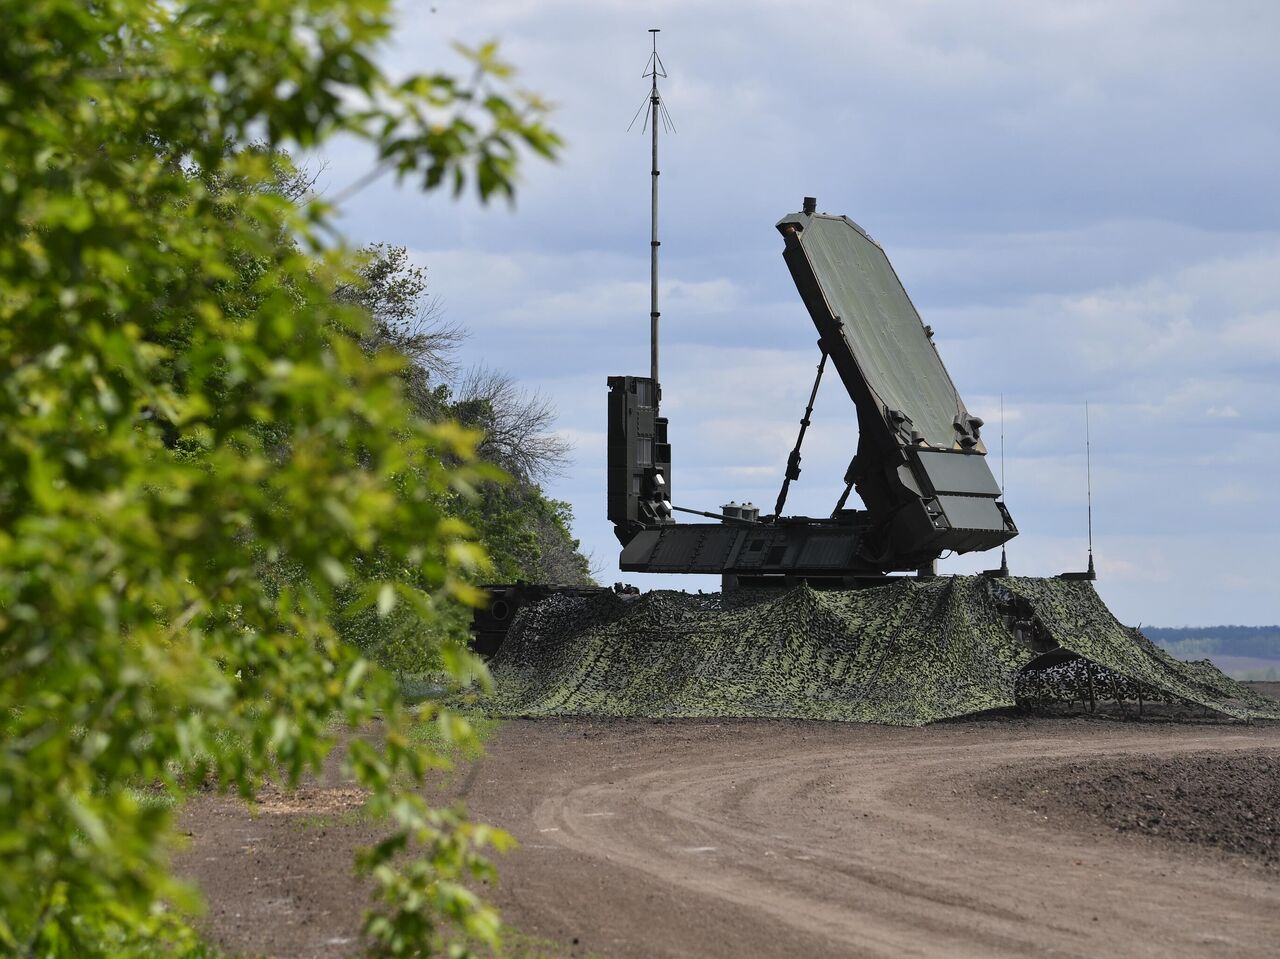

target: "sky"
[317,0,1280,626]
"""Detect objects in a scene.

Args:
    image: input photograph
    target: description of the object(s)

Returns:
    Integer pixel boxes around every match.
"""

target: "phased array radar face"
[610,203,1015,580]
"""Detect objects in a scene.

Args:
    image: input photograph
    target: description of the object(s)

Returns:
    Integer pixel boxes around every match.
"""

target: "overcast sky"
[319,1,1280,626]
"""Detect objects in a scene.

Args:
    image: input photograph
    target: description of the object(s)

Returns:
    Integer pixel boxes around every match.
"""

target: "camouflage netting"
[486,576,1280,726]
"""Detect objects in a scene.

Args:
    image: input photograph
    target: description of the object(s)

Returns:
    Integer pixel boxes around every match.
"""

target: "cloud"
[315,2,1280,624]
[1206,483,1263,507]
[553,427,604,457]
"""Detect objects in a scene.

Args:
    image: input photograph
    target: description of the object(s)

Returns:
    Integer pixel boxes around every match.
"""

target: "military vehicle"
[475,195,1024,649]
[608,196,1016,588]
[465,35,1280,732]
[474,34,1028,650]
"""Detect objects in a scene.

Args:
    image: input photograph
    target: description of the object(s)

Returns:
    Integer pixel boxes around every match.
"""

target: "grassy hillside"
[1146,626,1280,679]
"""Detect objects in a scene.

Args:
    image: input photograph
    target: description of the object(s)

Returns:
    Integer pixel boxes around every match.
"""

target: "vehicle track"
[178,717,1280,958]
[472,720,1280,958]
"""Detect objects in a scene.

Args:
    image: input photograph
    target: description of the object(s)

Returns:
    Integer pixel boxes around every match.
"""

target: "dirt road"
[178,717,1280,958]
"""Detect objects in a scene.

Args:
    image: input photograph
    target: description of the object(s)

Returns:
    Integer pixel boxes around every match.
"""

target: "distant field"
[1204,656,1280,680]
[1146,625,1280,679]
[1246,681,1280,701]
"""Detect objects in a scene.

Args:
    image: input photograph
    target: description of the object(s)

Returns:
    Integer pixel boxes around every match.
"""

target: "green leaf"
[0,3,561,954]
[377,583,397,617]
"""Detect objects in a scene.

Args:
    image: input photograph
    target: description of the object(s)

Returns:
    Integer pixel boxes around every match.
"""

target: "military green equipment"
[470,583,611,658]
[608,198,1016,583]
[484,202,1265,722]
[475,36,1280,729]
[607,375,673,540]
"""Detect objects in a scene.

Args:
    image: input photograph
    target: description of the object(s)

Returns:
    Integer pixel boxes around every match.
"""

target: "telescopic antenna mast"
[1085,400,1095,573]
[999,393,1008,574]
[1000,393,1006,499]
[629,28,674,398]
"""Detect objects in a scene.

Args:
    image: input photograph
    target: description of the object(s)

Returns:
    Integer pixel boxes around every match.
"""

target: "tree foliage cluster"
[0,0,560,955]
[333,244,593,674]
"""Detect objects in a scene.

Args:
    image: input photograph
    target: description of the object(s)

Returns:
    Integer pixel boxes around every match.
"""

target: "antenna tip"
[649,27,660,33]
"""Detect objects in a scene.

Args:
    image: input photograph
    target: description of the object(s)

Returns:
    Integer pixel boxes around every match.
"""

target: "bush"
[0,1,558,955]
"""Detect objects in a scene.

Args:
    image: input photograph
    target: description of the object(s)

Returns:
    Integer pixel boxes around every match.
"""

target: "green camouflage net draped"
[487,576,1280,726]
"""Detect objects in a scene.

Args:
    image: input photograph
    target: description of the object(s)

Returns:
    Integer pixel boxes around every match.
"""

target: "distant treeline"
[1145,626,1280,661]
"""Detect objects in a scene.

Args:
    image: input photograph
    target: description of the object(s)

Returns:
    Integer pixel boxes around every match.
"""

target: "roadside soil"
[176,715,1280,959]
[1246,680,1280,701]
[986,751,1279,867]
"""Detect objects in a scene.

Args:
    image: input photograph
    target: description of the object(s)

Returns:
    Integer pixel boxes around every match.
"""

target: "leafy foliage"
[0,1,559,956]
[334,246,594,598]
[328,245,594,676]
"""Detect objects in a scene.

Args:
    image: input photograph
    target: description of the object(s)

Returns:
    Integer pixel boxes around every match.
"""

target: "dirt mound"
[986,752,1280,867]
[488,576,1280,726]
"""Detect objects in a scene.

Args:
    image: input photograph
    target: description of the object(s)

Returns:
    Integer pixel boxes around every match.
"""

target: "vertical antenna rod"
[999,393,1006,498]
[643,29,668,396]
[1085,401,1094,568]
[999,393,1008,574]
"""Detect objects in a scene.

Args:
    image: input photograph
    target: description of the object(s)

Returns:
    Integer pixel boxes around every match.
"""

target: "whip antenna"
[999,393,1008,575]
[1000,393,1006,498]
[627,29,674,398]
[1085,401,1095,576]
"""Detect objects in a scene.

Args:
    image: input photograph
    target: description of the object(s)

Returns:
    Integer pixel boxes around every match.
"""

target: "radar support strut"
[774,350,827,517]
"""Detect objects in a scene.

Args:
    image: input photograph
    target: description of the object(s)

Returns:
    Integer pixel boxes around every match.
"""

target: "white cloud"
[315,2,1280,624]
[554,427,604,457]
[1206,483,1262,507]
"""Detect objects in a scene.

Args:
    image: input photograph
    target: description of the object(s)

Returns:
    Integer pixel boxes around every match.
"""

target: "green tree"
[330,244,593,675]
[0,1,559,956]
[336,245,594,580]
